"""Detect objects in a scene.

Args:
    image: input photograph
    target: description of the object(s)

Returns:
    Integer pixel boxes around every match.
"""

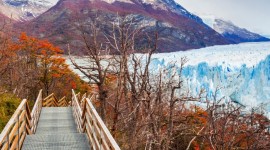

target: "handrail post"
[7,133,10,149]
[17,113,20,149]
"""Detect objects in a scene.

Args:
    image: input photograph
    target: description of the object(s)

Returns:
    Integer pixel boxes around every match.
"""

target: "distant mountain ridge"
[200,15,270,43]
[0,0,58,20]
[15,0,230,54]
[214,19,270,43]
[1,0,268,53]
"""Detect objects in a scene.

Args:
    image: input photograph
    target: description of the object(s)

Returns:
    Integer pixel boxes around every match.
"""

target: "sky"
[176,0,270,37]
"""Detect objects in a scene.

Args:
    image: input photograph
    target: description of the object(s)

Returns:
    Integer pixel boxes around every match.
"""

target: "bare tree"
[69,16,113,121]
[68,14,270,150]
[195,91,270,150]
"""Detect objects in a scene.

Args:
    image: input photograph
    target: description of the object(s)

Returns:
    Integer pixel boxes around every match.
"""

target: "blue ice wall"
[150,55,270,113]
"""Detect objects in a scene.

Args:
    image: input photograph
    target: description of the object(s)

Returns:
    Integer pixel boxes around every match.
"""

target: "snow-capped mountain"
[265,35,270,39]
[201,15,270,43]
[18,0,229,53]
[214,19,270,43]
[0,0,58,20]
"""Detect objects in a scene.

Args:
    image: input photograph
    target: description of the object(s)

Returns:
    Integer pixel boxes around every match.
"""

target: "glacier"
[150,42,270,118]
[67,42,270,118]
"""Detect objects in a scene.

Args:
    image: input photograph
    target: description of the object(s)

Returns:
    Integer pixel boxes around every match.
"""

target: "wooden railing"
[1,89,117,150]
[42,93,69,107]
[72,90,121,150]
[0,99,31,150]
[42,93,58,107]
[30,90,43,134]
[0,90,44,150]
[72,90,84,133]
[0,90,72,150]
[58,96,69,107]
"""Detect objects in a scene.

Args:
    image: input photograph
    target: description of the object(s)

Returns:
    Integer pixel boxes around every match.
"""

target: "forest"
[1,16,270,150]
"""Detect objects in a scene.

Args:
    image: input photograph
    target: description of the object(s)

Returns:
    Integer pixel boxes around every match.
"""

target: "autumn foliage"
[0,32,90,101]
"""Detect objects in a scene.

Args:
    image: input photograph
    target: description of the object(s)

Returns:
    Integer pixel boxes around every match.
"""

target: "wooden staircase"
[22,107,90,150]
[0,90,121,150]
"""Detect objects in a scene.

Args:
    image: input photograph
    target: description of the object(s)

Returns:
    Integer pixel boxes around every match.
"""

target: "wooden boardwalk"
[0,90,121,150]
[22,107,90,150]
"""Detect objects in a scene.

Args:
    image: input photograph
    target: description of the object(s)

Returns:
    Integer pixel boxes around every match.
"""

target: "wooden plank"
[101,130,111,150]
[8,123,18,146]
[19,121,26,138]
[1,141,8,150]
[25,110,32,125]
[31,90,42,117]
[84,127,93,149]
[59,99,68,107]
[0,100,27,144]
[44,99,58,107]
[9,134,18,150]
[86,113,100,138]
[59,97,66,102]
[25,103,32,121]
[93,131,100,150]
[72,89,86,133]
[82,93,87,100]
[19,132,26,150]
[2,114,19,147]
[19,110,26,123]
[86,110,101,142]
[25,113,32,130]
[25,124,32,135]
[86,125,97,150]
[42,99,52,106]
[81,100,87,119]
[42,93,59,107]
[43,93,54,101]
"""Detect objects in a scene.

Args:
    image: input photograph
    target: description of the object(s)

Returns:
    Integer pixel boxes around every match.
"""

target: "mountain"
[201,16,270,43]
[214,19,270,43]
[0,0,58,21]
[265,35,270,39]
[18,0,230,53]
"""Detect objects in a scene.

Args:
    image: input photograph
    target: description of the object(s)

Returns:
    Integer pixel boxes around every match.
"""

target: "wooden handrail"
[72,90,121,150]
[58,96,69,107]
[31,90,43,134]
[43,94,69,107]
[0,99,32,150]
[72,90,84,133]
[0,89,43,150]
[42,93,58,107]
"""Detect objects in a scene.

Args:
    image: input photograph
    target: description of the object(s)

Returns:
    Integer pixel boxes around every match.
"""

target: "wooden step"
[22,134,90,150]
[38,119,76,127]
[41,107,73,113]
